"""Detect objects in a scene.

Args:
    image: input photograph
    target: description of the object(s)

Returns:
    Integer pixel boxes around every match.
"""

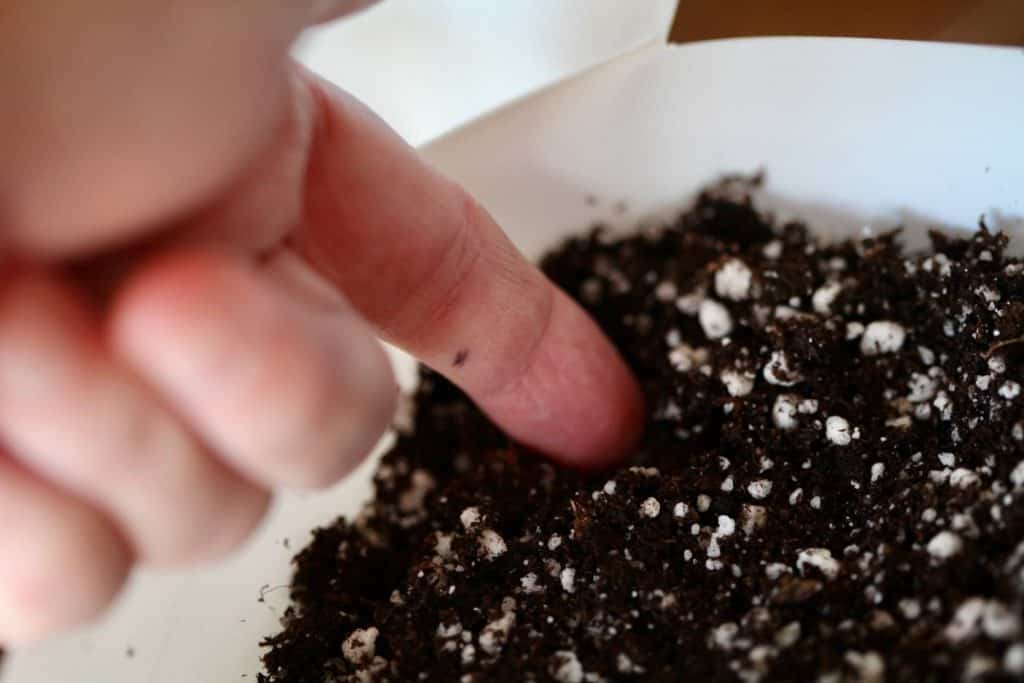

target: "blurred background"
[671,0,1024,46]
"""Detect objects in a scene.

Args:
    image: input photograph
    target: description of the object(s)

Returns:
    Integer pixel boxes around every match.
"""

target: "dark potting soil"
[260,179,1024,682]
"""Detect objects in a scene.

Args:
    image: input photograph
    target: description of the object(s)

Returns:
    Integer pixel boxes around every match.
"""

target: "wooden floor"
[671,1,1024,46]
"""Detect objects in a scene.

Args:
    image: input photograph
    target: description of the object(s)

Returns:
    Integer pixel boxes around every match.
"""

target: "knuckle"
[383,199,484,344]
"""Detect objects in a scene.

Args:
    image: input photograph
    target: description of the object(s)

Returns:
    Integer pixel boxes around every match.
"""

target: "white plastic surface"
[296,0,678,145]
[425,38,1024,260]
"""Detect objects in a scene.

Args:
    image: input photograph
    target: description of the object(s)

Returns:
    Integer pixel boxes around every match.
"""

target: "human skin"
[0,0,643,642]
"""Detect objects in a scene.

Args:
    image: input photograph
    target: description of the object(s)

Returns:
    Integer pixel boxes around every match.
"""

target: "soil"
[260,179,1024,682]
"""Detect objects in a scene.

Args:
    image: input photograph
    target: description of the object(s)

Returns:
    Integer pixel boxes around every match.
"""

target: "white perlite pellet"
[654,281,678,302]
[860,321,906,356]
[519,573,541,594]
[977,285,1001,303]
[698,298,733,339]
[982,601,1021,640]
[616,653,645,675]
[938,452,956,467]
[772,394,799,430]
[673,502,689,518]
[870,463,885,484]
[639,497,661,518]
[460,507,481,529]
[668,343,706,372]
[711,622,739,649]
[812,281,842,314]
[763,351,801,386]
[560,567,576,593]
[342,627,379,665]
[714,258,753,301]
[796,548,841,580]
[479,612,515,655]
[907,373,939,403]
[716,515,736,537]
[845,651,885,683]
[435,533,453,559]
[927,530,963,560]
[675,290,704,315]
[747,479,773,500]
[762,241,783,260]
[1000,381,1021,400]
[436,621,462,639]
[933,392,953,421]
[1004,644,1024,674]
[945,598,987,642]
[989,355,1007,374]
[949,468,981,490]
[721,370,755,397]
[825,416,852,446]
[798,398,819,414]
[551,650,584,683]
[774,622,802,649]
[479,529,507,560]
[899,599,921,620]
[1010,460,1024,487]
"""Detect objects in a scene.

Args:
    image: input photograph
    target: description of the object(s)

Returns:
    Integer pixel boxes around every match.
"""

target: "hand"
[0,0,643,643]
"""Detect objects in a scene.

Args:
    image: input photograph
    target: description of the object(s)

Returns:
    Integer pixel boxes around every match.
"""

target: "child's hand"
[0,1,643,643]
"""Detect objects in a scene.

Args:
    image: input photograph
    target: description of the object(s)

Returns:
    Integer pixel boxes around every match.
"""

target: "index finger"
[295,77,644,467]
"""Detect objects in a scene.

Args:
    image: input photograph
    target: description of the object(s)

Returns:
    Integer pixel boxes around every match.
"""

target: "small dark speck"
[258,584,287,603]
[985,166,991,174]
[283,537,290,549]
[613,200,629,215]
[126,647,135,659]
[584,194,598,207]
[453,349,470,367]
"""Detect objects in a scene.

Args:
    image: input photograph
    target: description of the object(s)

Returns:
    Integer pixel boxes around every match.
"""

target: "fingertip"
[478,289,645,470]
[0,463,131,645]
